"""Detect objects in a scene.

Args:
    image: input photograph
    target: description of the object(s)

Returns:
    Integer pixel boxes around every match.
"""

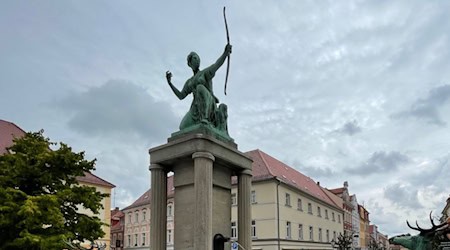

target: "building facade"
[122,176,174,250]
[441,195,450,223]
[111,207,125,250]
[358,205,370,250]
[230,150,344,250]
[350,195,361,249]
[329,181,355,238]
[76,173,115,249]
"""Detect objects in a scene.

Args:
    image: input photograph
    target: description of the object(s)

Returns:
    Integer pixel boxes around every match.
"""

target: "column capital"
[149,163,164,171]
[239,169,252,176]
[192,152,215,161]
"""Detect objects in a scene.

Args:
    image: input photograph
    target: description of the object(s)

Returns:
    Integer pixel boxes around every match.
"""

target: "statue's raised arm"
[166,71,188,100]
[204,44,232,78]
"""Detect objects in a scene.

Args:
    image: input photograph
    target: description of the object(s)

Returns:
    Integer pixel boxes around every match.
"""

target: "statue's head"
[187,52,200,70]
[390,234,415,249]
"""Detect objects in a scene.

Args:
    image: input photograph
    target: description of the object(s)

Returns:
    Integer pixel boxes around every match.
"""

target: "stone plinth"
[149,133,252,250]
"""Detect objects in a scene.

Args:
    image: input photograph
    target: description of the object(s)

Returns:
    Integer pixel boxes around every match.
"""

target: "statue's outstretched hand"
[166,71,172,83]
[225,44,232,56]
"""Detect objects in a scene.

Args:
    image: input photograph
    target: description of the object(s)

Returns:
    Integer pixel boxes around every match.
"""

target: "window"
[333,231,336,240]
[309,226,314,241]
[308,203,312,214]
[143,210,146,221]
[128,214,132,224]
[317,206,321,217]
[319,228,322,242]
[167,204,173,217]
[338,214,341,223]
[298,224,303,240]
[297,198,303,211]
[231,193,237,205]
[332,212,335,221]
[127,235,131,247]
[142,233,146,246]
[325,209,329,219]
[251,190,256,204]
[285,193,291,206]
[168,230,172,243]
[231,222,237,238]
[251,220,256,238]
[134,234,138,246]
[118,233,122,247]
[135,212,139,223]
[286,221,291,238]
[326,229,330,242]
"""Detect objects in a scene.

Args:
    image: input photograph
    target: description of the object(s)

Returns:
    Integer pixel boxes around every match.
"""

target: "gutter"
[276,178,281,250]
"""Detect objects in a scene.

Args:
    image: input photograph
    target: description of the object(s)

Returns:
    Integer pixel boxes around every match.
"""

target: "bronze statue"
[166,44,232,134]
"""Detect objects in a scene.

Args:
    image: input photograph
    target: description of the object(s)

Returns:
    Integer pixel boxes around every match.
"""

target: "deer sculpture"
[389,212,450,250]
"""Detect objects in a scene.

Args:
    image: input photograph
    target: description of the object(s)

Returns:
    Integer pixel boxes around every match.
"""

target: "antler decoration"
[406,212,449,236]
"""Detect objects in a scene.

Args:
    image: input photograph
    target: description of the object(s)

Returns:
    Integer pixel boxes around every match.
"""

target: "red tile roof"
[245,149,342,210]
[77,171,115,188]
[123,175,174,211]
[0,119,114,189]
[0,119,26,154]
[111,208,125,219]
[328,187,345,196]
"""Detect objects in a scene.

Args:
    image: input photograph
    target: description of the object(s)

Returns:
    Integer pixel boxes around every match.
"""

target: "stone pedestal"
[149,133,252,250]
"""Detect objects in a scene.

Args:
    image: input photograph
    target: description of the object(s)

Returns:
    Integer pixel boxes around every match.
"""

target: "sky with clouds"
[1,0,450,237]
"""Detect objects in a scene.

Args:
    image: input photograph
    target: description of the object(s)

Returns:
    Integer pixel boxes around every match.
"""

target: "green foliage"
[333,232,353,250]
[0,131,108,249]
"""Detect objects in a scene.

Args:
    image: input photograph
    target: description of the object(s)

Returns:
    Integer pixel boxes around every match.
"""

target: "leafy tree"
[368,238,381,250]
[333,232,353,250]
[0,131,108,250]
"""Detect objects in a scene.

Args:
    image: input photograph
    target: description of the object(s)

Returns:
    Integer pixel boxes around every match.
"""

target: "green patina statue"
[166,44,232,141]
[389,213,450,250]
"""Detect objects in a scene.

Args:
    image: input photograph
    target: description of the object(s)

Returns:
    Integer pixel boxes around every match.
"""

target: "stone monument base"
[149,133,252,250]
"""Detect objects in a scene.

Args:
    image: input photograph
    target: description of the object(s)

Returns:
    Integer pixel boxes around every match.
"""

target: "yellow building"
[358,204,370,250]
[231,150,344,250]
[76,172,115,249]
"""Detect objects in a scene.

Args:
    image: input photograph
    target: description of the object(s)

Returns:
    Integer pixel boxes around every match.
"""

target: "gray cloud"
[384,183,423,209]
[409,154,450,188]
[334,120,362,136]
[300,165,334,179]
[392,85,450,126]
[347,151,410,175]
[58,80,178,142]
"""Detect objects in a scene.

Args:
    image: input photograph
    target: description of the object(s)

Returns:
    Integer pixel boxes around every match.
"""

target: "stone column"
[149,164,167,250]
[192,152,215,250]
[238,169,252,250]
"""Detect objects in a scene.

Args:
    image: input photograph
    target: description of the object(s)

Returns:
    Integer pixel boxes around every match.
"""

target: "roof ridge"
[320,186,340,209]
[0,119,26,134]
[87,171,116,188]
[256,149,276,177]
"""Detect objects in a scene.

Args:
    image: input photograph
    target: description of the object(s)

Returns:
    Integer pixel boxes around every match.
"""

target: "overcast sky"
[1,0,450,237]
